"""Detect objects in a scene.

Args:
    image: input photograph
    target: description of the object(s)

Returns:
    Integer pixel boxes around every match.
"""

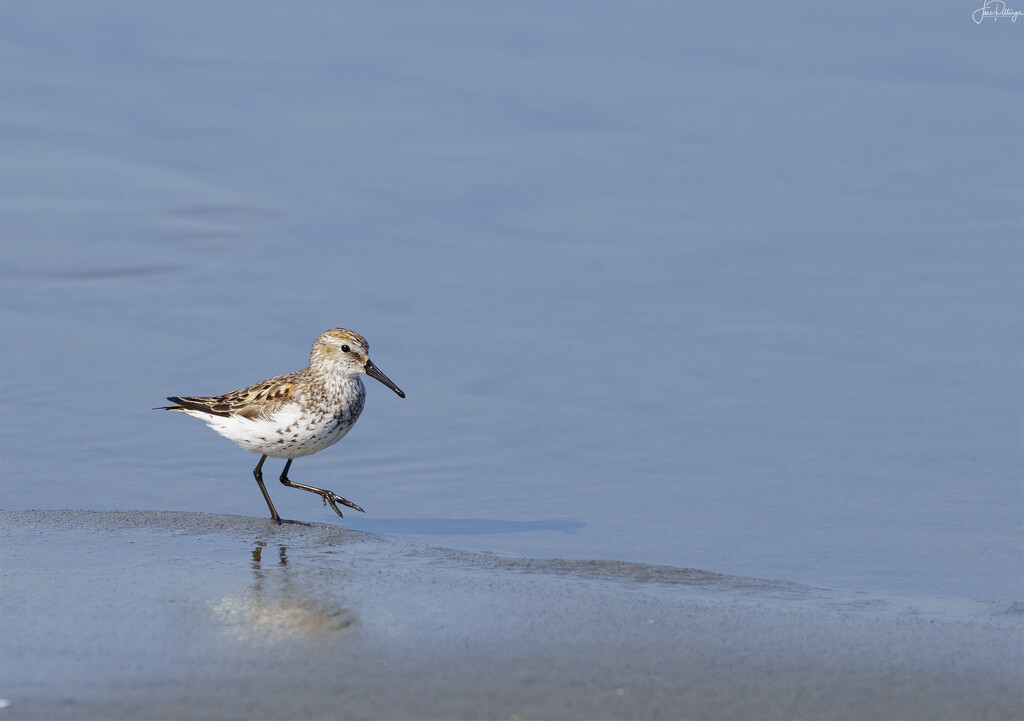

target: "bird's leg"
[278,458,365,517]
[253,454,283,524]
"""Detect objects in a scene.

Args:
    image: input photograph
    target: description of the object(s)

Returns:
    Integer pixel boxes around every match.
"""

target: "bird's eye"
[341,345,351,353]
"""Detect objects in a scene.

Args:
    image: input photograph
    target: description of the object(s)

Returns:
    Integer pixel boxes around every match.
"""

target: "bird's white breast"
[187,387,365,459]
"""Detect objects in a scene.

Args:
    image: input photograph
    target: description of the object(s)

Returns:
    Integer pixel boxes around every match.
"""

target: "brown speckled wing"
[170,372,301,419]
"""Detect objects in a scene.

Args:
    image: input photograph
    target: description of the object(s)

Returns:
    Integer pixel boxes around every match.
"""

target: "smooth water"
[3,511,1021,721]
[2,2,1021,602]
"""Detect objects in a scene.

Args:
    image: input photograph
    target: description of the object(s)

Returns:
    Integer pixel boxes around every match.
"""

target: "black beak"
[364,359,405,398]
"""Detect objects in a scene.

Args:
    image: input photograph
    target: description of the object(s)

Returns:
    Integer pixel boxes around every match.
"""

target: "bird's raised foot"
[321,491,365,517]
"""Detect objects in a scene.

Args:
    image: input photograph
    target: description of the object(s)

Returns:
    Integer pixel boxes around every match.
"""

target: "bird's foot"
[321,491,365,517]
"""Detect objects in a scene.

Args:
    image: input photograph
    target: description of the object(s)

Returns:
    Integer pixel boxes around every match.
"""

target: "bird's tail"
[153,396,186,412]
[154,396,231,417]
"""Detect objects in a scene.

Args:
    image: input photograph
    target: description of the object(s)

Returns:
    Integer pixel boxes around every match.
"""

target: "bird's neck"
[313,370,364,401]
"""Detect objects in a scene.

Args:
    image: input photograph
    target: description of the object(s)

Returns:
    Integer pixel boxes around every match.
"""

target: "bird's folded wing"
[169,372,300,419]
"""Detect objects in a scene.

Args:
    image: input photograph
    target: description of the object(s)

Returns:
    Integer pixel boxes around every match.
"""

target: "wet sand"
[0,509,1020,720]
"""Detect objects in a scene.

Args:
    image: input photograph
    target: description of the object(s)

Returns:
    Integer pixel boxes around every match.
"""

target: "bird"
[157,328,405,523]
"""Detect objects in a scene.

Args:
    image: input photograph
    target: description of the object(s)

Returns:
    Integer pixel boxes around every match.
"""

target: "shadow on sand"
[353,518,586,536]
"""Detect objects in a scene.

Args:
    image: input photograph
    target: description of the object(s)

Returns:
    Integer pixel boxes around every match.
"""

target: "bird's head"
[311,328,405,398]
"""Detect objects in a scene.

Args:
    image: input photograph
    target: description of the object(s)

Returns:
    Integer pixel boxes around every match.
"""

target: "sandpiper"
[158,328,405,522]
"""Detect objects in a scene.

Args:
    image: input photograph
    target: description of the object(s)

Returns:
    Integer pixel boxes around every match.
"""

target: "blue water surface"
[1,2,1021,601]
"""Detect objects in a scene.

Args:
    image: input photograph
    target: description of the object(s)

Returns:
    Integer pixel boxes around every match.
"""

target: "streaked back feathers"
[164,372,301,420]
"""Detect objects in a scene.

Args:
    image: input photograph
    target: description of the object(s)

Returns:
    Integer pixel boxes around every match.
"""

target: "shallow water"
[1,3,1021,602]
[2,510,1021,720]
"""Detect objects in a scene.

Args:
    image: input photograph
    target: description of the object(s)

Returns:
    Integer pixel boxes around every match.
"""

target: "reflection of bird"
[209,593,357,640]
[158,329,405,522]
[211,544,357,641]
